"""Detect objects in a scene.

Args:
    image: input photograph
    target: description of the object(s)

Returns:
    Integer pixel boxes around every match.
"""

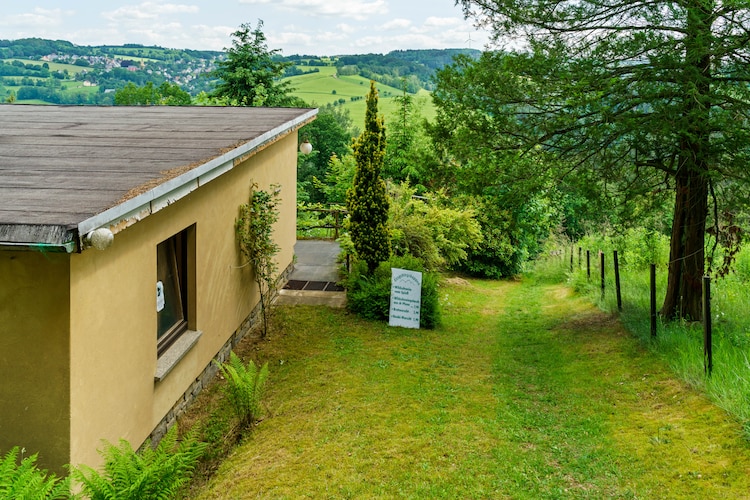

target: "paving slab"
[279,239,345,307]
[288,240,342,283]
[276,290,346,307]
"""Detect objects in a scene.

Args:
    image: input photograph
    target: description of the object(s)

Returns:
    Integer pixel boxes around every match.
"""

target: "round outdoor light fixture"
[84,228,114,250]
[299,140,313,155]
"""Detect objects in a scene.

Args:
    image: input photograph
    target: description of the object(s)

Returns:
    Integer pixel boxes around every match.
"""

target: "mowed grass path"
[195,276,750,499]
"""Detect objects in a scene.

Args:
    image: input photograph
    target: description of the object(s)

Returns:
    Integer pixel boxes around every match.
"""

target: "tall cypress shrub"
[347,81,391,273]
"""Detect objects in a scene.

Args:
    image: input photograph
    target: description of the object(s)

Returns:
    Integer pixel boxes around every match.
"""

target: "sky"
[2,1,492,56]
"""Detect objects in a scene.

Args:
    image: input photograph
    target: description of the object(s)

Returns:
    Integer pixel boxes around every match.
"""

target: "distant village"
[40,52,217,90]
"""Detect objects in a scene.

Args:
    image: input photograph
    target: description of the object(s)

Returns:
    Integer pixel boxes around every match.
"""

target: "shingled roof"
[0,104,316,252]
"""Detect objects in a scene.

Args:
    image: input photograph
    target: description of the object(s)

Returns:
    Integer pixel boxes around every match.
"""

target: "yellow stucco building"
[0,104,316,473]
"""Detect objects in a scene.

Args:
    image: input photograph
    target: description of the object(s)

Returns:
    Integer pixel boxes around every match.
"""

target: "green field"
[5,58,89,74]
[1,58,92,102]
[285,65,436,128]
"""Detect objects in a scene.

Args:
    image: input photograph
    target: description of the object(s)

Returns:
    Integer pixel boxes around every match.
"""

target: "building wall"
[69,133,298,469]
[0,251,71,474]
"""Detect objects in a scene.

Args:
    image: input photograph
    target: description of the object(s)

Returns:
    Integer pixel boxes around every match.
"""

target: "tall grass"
[536,236,750,436]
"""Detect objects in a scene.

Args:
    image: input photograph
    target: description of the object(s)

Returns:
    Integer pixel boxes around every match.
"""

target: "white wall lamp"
[83,227,114,250]
[299,139,313,155]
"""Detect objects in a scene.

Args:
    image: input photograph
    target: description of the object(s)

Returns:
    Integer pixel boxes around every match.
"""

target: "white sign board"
[389,268,422,329]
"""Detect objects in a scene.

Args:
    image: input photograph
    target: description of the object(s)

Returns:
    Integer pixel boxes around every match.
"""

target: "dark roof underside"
[0,104,314,248]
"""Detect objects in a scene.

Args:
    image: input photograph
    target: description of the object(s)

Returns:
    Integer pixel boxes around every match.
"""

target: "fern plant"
[0,447,71,500]
[71,425,206,500]
[216,352,270,431]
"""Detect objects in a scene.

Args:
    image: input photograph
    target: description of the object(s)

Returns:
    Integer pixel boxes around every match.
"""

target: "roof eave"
[0,239,77,253]
[0,108,317,254]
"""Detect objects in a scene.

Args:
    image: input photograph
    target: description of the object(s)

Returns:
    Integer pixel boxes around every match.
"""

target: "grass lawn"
[189,274,750,499]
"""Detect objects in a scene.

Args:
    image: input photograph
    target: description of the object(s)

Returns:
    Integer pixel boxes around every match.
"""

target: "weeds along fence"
[540,244,750,433]
[540,244,750,432]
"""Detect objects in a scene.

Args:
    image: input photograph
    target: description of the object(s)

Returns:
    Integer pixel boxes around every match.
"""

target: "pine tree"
[210,20,300,107]
[347,81,391,273]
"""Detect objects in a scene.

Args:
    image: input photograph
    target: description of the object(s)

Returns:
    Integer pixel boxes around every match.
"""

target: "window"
[156,226,194,357]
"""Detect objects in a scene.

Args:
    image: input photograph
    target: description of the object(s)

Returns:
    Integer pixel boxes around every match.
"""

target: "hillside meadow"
[284,65,437,126]
[5,58,89,74]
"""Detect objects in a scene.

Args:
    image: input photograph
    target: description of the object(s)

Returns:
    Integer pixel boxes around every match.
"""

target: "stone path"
[277,240,346,307]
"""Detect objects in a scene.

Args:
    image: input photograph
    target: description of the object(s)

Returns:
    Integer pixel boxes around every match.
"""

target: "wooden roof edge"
[0,224,78,253]
[75,108,318,252]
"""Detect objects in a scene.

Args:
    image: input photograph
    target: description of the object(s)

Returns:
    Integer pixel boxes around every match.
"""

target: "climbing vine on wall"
[236,182,281,337]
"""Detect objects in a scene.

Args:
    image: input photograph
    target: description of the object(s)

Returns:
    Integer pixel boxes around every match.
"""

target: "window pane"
[157,237,185,340]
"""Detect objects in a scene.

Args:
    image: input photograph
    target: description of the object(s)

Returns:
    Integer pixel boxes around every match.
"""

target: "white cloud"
[185,24,236,50]
[239,0,387,21]
[96,2,208,48]
[271,31,314,48]
[3,1,490,55]
[381,18,411,31]
[336,23,356,34]
[0,8,73,28]
[423,16,462,29]
[102,2,200,23]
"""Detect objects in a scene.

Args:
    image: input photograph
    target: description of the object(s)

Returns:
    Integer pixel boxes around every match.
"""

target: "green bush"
[0,447,70,500]
[577,228,670,270]
[72,425,206,500]
[389,183,482,271]
[216,352,270,431]
[346,255,441,329]
[730,245,750,281]
[456,195,553,279]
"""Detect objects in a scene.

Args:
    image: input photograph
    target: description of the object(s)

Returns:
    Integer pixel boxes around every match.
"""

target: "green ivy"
[236,182,281,338]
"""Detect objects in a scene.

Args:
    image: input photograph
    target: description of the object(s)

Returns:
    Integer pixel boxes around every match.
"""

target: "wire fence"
[551,245,716,376]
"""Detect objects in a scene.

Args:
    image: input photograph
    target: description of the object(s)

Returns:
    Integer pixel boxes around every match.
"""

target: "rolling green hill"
[284,65,435,128]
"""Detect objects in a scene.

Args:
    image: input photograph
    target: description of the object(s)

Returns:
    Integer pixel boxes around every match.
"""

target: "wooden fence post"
[614,250,622,312]
[570,245,574,273]
[587,250,591,280]
[650,264,657,338]
[703,275,713,376]
[600,251,605,300]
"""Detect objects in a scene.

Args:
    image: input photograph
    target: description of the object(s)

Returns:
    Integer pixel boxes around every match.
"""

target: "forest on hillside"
[0,37,478,105]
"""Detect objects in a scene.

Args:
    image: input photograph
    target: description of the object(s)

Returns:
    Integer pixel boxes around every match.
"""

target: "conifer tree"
[210,20,300,107]
[347,81,391,273]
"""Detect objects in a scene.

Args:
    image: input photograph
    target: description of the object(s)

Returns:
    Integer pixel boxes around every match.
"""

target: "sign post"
[389,268,422,329]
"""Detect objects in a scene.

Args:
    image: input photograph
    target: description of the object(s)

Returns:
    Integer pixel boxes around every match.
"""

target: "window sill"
[155,330,202,382]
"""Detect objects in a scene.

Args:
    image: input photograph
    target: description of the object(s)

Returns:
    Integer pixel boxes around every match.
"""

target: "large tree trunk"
[662,170,687,319]
[661,165,708,321]
[682,168,709,319]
